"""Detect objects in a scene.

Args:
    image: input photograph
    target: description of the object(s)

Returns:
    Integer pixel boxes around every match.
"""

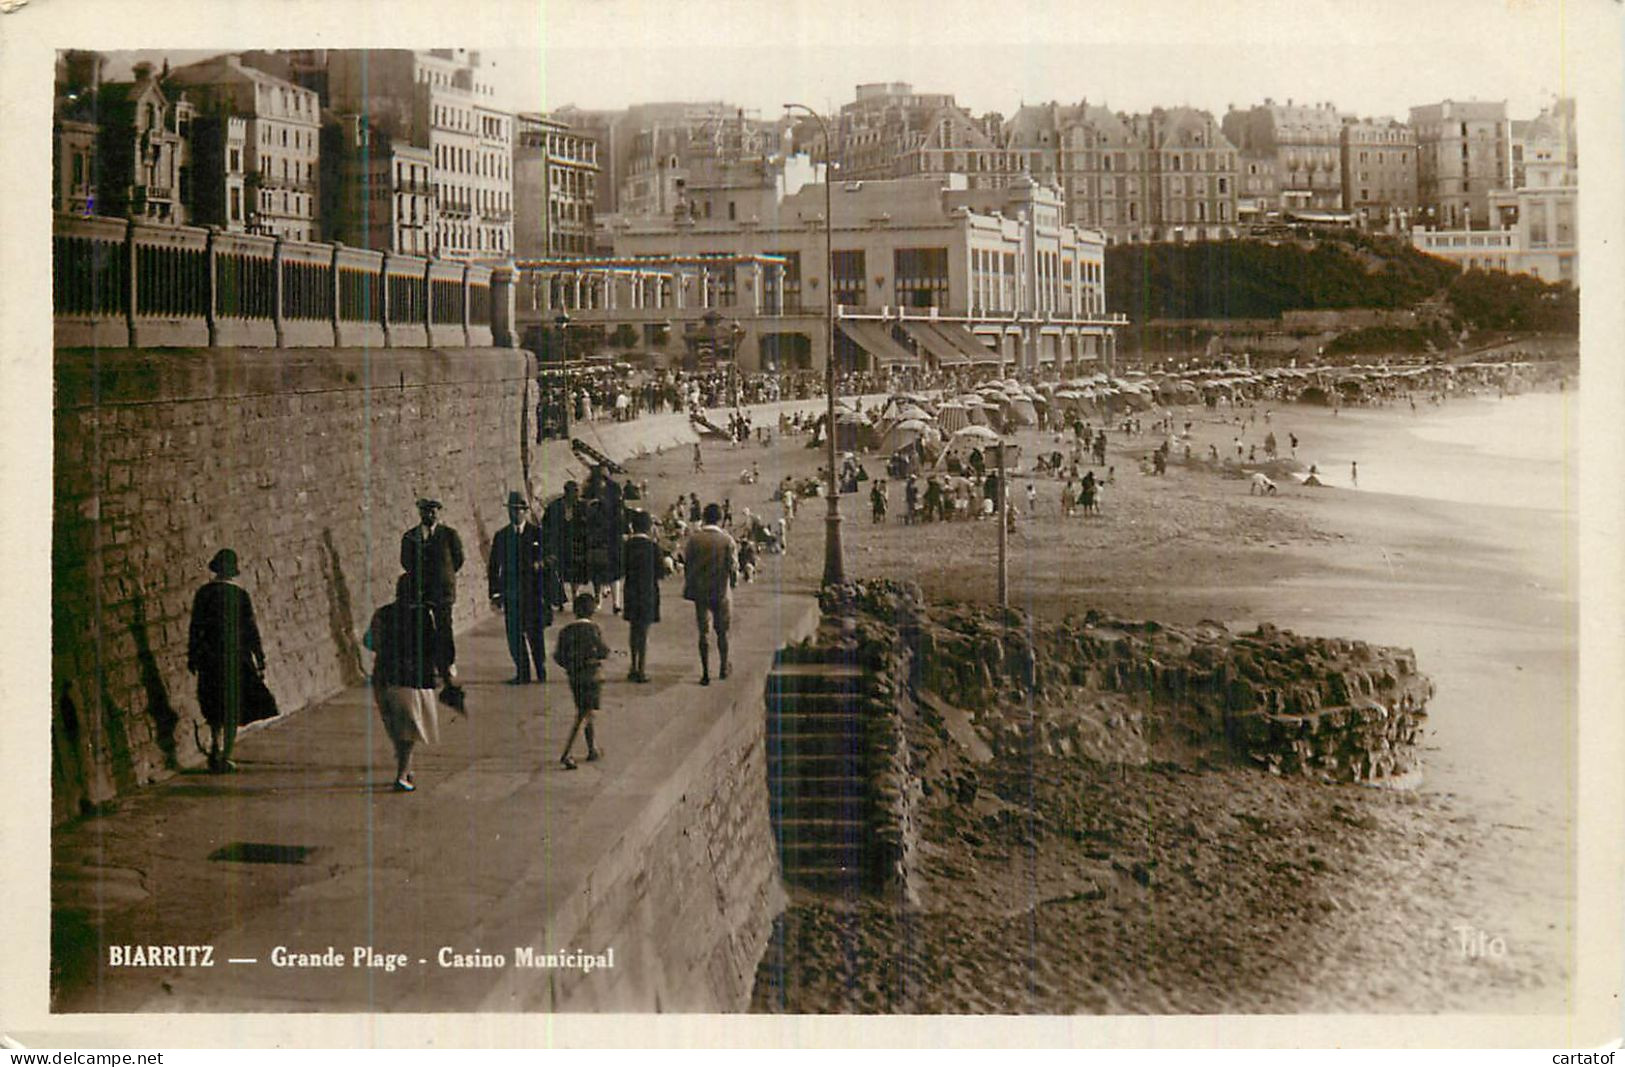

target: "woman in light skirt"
[364,573,441,792]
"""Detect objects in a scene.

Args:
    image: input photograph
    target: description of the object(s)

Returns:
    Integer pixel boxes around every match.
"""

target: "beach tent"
[1002,394,1039,426]
[935,401,970,434]
[833,410,874,452]
[879,418,931,455]
[939,426,1020,472]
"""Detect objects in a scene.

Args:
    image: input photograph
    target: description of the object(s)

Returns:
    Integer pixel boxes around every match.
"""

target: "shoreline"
[623,386,1577,1013]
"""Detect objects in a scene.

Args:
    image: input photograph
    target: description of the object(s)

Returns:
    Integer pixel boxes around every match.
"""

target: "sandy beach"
[620,385,1578,1013]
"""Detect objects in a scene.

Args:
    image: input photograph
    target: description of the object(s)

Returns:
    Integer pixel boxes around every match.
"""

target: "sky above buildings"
[508,0,1590,120]
[90,0,1597,123]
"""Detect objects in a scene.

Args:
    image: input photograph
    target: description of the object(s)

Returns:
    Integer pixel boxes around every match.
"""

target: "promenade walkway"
[51,555,820,1013]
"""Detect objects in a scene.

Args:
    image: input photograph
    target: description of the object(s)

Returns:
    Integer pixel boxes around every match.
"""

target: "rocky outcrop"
[826,580,1432,785]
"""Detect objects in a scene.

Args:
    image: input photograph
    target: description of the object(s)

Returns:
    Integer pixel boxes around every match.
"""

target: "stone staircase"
[764,652,876,890]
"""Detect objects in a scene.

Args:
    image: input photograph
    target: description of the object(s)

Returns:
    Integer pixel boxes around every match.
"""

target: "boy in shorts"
[555,592,611,769]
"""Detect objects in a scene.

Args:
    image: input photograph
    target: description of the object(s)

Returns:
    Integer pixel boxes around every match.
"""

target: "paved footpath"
[51,552,819,1013]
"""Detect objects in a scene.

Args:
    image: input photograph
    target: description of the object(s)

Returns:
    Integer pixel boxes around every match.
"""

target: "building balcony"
[440,200,473,218]
[260,175,315,193]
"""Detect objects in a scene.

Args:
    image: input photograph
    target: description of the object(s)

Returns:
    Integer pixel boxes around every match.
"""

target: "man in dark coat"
[187,548,276,773]
[584,468,626,612]
[401,498,464,691]
[489,491,553,684]
[620,508,667,683]
[540,481,586,598]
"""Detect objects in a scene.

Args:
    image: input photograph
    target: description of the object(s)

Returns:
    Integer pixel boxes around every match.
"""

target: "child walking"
[555,592,611,769]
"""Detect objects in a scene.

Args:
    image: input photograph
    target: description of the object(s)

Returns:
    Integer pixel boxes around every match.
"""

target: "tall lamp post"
[784,102,843,586]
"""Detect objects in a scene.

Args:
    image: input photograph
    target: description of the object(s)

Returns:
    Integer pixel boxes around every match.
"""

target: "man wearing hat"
[488,491,554,684]
[401,498,465,694]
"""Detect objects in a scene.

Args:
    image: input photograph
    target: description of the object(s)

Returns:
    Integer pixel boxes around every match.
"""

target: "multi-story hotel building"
[1223,99,1346,218]
[322,114,436,256]
[326,49,513,260]
[612,104,786,220]
[1005,102,1239,244]
[166,55,321,240]
[1339,116,1419,230]
[514,112,600,258]
[1131,107,1241,242]
[1409,99,1511,230]
[474,102,514,255]
[521,174,1120,374]
[836,82,959,181]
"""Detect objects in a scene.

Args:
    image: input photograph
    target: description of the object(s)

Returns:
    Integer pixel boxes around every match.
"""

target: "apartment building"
[167,54,321,240]
[1409,99,1510,230]
[837,82,959,181]
[514,112,600,258]
[1340,116,1419,229]
[1222,99,1345,218]
[1131,107,1241,241]
[322,114,436,256]
[326,49,513,260]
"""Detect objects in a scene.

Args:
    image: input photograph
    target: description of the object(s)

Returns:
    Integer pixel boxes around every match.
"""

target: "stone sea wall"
[483,682,789,1012]
[51,346,532,823]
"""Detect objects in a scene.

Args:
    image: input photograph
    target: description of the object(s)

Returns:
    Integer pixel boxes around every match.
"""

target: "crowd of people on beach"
[535,364,996,441]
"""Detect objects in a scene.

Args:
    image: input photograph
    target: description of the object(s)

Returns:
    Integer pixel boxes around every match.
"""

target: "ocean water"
[1266,391,1581,1006]
[1313,390,1579,512]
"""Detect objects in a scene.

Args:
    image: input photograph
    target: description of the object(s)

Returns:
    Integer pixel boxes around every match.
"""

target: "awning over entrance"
[900,323,970,367]
[837,319,919,367]
[932,323,1003,365]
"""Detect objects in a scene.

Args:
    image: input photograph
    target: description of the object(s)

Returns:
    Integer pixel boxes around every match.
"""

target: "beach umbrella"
[880,419,930,454]
[951,425,1001,442]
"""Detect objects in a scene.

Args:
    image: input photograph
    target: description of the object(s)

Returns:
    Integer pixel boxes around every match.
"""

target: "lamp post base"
[821,500,844,587]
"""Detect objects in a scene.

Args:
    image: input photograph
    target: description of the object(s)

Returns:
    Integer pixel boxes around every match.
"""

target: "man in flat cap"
[402,498,465,698]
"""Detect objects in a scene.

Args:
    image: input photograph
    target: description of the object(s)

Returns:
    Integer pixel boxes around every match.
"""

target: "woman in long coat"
[187,548,276,773]
[619,509,668,683]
